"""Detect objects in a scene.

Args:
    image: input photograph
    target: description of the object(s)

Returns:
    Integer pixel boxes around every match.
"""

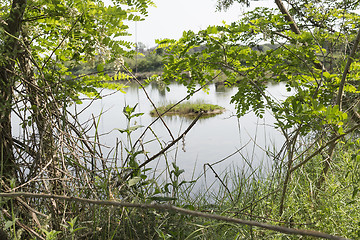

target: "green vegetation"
[1,0,360,239]
[150,100,225,117]
[68,48,164,80]
[126,52,164,73]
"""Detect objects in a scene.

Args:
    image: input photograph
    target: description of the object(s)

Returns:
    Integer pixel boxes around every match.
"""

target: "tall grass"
[2,136,358,239]
[2,97,359,240]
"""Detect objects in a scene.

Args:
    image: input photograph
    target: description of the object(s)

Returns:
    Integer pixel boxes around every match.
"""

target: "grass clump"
[150,100,225,117]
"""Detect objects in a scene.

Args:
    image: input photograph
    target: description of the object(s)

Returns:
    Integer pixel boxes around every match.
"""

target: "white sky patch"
[120,0,276,48]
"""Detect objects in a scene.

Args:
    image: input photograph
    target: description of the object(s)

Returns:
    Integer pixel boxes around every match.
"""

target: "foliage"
[161,17,358,128]
[154,0,360,238]
[68,48,164,81]
[1,0,360,239]
[134,53,164,72]
[0,0,154,238]
[216,0,251,11]
[117,104,144,177]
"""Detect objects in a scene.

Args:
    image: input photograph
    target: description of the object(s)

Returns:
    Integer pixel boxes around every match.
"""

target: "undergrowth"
[1,104,359,240]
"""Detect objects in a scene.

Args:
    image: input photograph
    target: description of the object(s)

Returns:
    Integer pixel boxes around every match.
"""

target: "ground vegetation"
[0,0,359,239]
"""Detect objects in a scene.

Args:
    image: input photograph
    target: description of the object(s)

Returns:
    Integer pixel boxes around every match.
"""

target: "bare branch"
[290,123,360,173]
[1,208,45,240]
[275,0,301,34]
[123,112,203,180]
[336,27,360,110]
[0,192,350,240]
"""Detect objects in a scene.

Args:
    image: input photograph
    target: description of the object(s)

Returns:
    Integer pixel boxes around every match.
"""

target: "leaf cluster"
[160,3,360,134]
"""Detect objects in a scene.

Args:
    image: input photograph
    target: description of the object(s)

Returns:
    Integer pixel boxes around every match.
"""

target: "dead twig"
[123,112,203,180]
[0,192,349,240]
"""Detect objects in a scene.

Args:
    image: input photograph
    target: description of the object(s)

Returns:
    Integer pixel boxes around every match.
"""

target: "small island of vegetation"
[150,100,225,117]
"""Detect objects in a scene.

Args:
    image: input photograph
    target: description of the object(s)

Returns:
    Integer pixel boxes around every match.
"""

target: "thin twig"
[122,65,175,141]
[290,124,360,173]
[129,72,220,159]
[204,163,234,203]
[201,209,315,227]
[41,13,83,70]
[336,26,360,110]
[1,208,45,240]
[0,192,349,240]
[123,112,203,180]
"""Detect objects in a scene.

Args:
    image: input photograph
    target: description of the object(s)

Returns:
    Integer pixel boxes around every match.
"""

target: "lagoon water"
[76,82,289,183]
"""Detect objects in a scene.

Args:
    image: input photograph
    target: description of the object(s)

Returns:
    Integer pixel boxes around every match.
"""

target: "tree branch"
[275,0,301,34]
[124,112,203,180]
[290,123,360,173]
[274,0,327,72]
[0,192,350,240]
[336,27,360,110]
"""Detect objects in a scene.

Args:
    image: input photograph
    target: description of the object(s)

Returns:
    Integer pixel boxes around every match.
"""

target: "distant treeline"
[68,43,284,78]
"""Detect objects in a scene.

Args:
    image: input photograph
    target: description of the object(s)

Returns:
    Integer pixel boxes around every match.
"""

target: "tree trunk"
[0,68,15,181]
[18,34,65,231]
[0,0,27,184]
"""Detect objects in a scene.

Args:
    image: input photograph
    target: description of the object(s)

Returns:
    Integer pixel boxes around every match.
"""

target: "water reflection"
[214,82,233,93]
[77,82,286,181]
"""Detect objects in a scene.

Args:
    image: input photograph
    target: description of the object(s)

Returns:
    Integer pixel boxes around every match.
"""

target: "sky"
[125,0,276,48]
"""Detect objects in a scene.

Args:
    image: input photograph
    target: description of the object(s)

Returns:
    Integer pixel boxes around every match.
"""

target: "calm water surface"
[76,82,289,180]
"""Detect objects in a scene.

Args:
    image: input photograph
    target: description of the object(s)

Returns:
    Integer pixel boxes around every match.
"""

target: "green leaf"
[338,126,344,134]
[128,176,142,186]
[128,125,144,132]
[117,125,143,134]
[183,204,196,210]
[97,63,105,73]
[206,26,218,34]
[352,186,359,199]
[4,221,13,230]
